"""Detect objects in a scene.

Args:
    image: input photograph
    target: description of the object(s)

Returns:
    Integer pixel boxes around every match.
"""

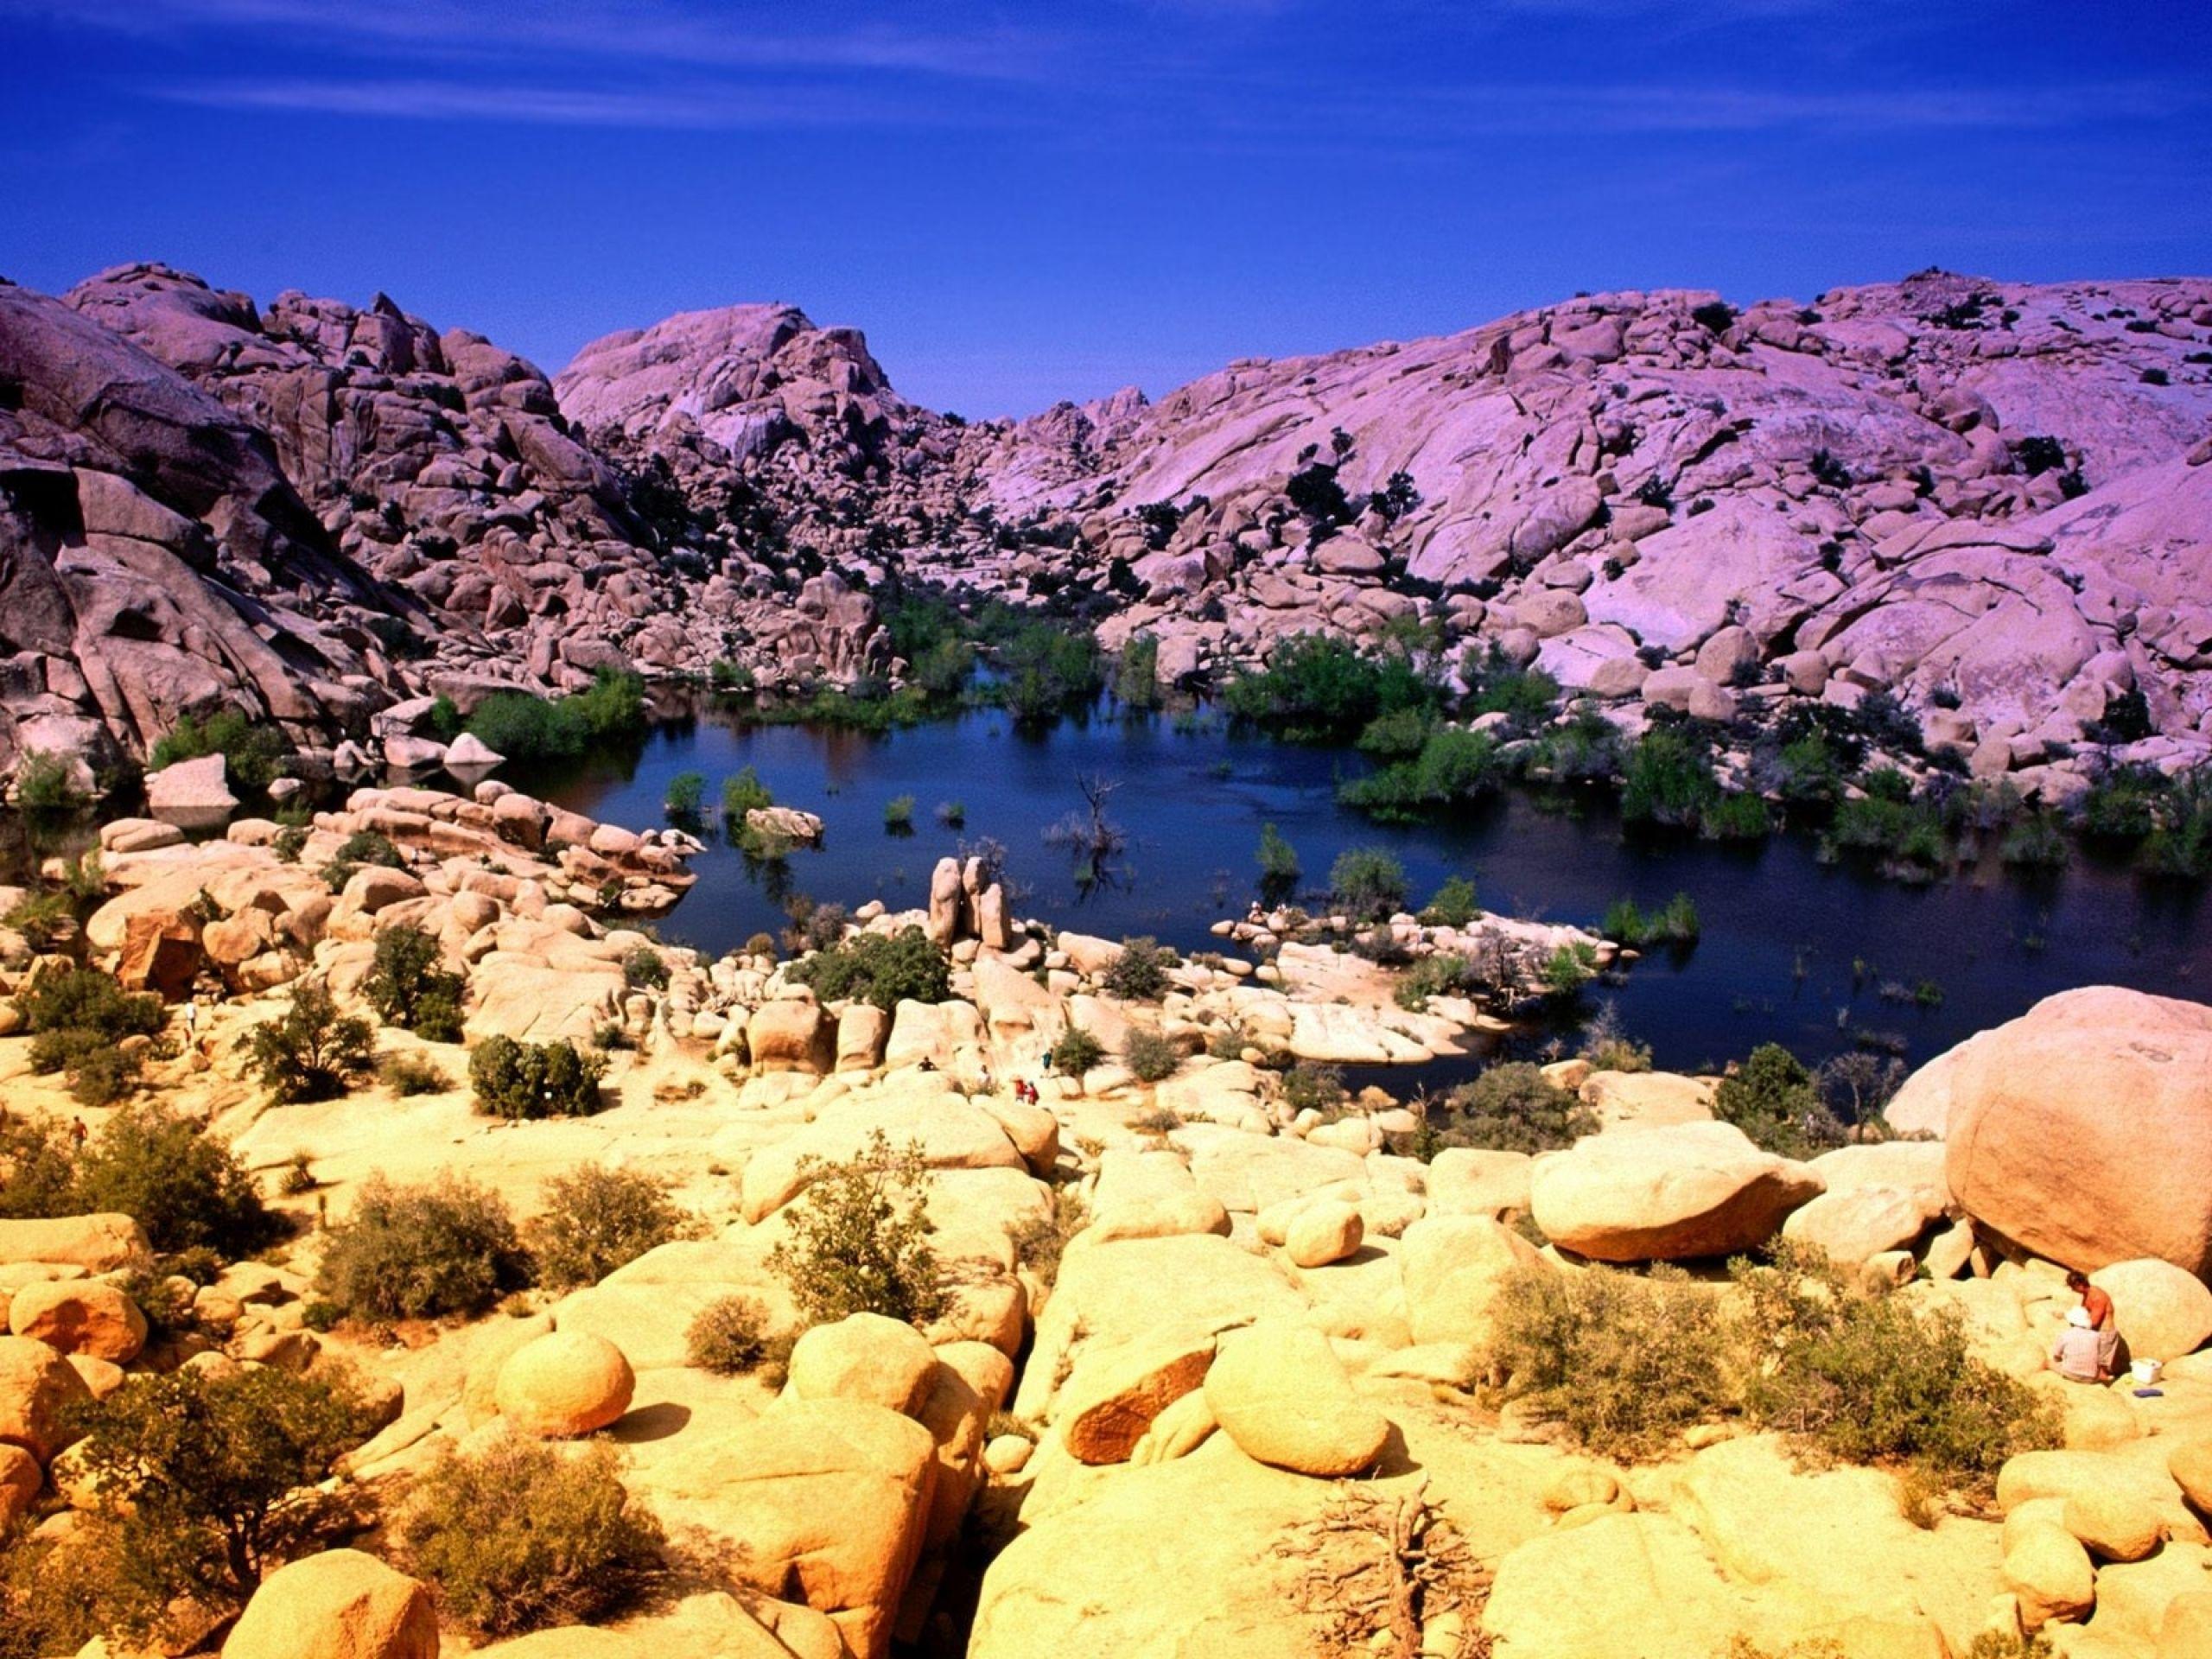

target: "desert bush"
[1418,874,1479,928]
[1282,1060,1347,1116]
[1485,1262,1736,1455]
[621,944,669,989]
[785,925,950,1012]
[1578,1001,1653,1072]
[530,1166,690,1292]
[464,671,647,766]
[1736,1244,2058,1487]
[767,1129,945,1326]
[1436,1063,1594,1154]
[1395,952,1474,1012]
[1052,1024,1105,1077]
[398,1433,663,1637]
[1329,845,1408,920]
[1338,727,1502,820]
[245,982,377,1104]
[317,830,404,893]
[1541,940,1599,996]
[468,1035,608,1120]
[380,1051,450,1096]
[1122,1027,1181,1083]
[1601,892,1700,947]
[315,1174,532,1322]
[1008,1185,1091,1291]
[1714,1043,1846,1159]
[361,924,467,1041]
[13,750,85,812]
[1103,935,1175,1001]
[62,1364,376,1630]
[18,963,163,1057]
[149,709,289,792]
[73,1103,280,1259]
[685,1294,792,1381]
[0,1115,77,1219]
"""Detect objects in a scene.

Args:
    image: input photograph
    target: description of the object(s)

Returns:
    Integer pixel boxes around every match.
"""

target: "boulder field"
[7,264,2212,800]
[5,775,2212,1659]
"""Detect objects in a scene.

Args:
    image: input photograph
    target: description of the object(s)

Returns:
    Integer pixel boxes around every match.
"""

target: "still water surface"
[531,706,2211,1074]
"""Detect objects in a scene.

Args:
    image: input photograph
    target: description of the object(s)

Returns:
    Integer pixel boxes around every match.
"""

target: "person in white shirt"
[2051,1305,2110,1383]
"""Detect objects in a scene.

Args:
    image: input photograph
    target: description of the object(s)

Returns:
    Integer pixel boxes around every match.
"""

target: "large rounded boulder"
[0,1333,94,1465]
[8,1279,149,1363]
[1529,1121,1824,1262]
[222,1548,438,1659]
[493,1330,635,1439]
[1936,988,2212,1274]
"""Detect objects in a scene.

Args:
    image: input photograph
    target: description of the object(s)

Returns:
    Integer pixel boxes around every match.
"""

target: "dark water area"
[512,702,2208,1075]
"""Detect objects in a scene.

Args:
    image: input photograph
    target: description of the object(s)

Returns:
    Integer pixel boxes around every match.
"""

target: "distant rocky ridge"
[3,262,2209,793]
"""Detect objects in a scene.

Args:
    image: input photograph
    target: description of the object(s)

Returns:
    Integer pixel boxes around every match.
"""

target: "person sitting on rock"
[2068,1270,2122,1374]
[2051,1306,2111,1383]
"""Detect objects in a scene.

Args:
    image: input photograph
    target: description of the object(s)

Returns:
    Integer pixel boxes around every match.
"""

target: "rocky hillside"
[3,263,2209,791]
[942,272,2212,768]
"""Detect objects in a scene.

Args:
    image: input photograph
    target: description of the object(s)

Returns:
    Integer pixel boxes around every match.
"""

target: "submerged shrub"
[1329,845,1408,921]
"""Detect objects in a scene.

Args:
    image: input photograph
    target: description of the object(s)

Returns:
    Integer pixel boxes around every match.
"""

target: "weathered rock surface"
[222,1548,439,1659]
[1530,1121,1826,1261]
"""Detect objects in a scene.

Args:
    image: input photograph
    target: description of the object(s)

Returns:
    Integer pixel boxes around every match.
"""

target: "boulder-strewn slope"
[949,271,2212,756]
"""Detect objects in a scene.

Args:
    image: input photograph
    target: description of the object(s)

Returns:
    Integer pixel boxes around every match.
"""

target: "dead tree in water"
[1045,772,1128,890]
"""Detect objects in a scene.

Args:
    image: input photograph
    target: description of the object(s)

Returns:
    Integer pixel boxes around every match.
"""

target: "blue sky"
[3,1,2208,416]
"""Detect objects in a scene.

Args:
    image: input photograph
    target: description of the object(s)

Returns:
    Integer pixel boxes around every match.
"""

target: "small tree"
[1715,1043,1846,1159]
[767,1129,946,1327]
[1437,1063,1594,1154]
[1052,1024,1104,1077]
[469,1035,608,1120]
[73,1103,280,1259]
[64,1365,376,1628]
[785,925,950,1012]
[530,1166,689,1292]
[245,982,377,1104]
[315,1174,532,1322]
[1103,936,1174,1001]
[398,1434,664,1637]
[360,925,467,1042]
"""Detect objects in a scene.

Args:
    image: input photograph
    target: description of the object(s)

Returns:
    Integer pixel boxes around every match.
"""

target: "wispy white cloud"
[149,73,1007,130]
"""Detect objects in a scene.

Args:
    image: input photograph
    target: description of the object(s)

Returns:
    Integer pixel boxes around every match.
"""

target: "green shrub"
[2000,811,2071,868]
[149,709,289,792]
[13,751,85,812]
[315,1174,532,1322]
[937,800,966,827]
[398,1434,663,1637]
[1223,632,1441,744]
[0,1115,77,1219]
[663,771,706,823]
[380,1051,450,1096]
[245,982,377,1103]
[767,1129,946,1326]
[1437,1063,1594,1154]
[468,1035,608,1120]
[883,793,915,830]
[622,944,669,989]
[1418,875,1479,929]
[73,1103,279,1259]
[17,963,163,1054]
[1737,1244,2059,1488]
[1705,791,1773,840]
[319,830,404,893]
[1330,845,1408,920]
[1620,728,1719,828]
[361,925,467,1040]
[1282,1060,1347,1117]
[1338,727,1501,820]
[1103,936,1175,1001]
[1714,1043,1846,1159]
[60,1364,376,1628]
[530,1166,689,1292]
[1052,1024,1105,1077]
[464,671,647,766]
[785,925,950,1012]
[1122,1027,1181,1083]
[1602,891,1700,947]
[1255,821,1301,896]
[1395,952,1475,1012]
[1541,940,1599,996]
[1463,641,1561,730]
[1487,1262,1735,1453]
[1115,633,1163,709]
[686,1294,793,1381]
[721,766,773,829]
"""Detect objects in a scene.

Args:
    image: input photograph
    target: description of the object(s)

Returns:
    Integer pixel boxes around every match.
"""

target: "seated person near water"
[2051,1306,2113,1383]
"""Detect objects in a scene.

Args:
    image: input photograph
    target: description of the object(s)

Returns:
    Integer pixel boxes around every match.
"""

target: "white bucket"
[2131,1358,2164,1387]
